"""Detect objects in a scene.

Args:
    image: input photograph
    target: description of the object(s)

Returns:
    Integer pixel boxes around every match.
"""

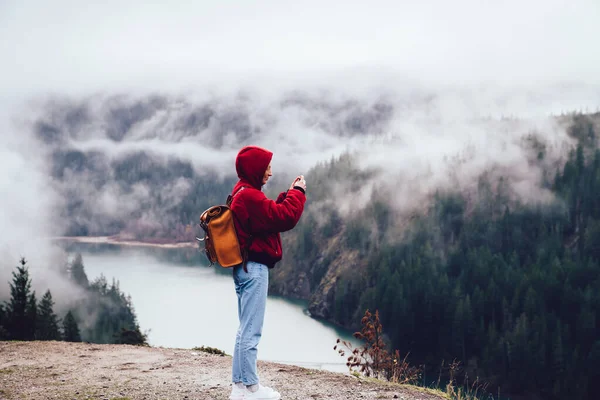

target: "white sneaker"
[245,384,281,400]
[229,384,246,400]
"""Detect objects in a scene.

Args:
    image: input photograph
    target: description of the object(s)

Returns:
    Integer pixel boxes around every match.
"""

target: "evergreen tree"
[36,290,61,340]
[5,258,37,340]
[62,310,81,342]
[70,253,89,288]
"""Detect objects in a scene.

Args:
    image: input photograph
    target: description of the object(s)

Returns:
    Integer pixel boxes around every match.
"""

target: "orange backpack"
[197,187,246,268]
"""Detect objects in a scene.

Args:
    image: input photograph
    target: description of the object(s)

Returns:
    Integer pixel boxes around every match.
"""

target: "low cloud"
[0,103,78,307]
[17,83,598,227]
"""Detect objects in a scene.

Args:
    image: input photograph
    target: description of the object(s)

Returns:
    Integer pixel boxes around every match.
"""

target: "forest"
[279,114,600,400]
[0,255,146,346]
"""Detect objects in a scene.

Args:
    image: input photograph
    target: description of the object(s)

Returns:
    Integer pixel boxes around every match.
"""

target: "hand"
[290,175,306,191]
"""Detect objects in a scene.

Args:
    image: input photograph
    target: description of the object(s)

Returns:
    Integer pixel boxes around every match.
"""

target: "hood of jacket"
[235,146,273,190]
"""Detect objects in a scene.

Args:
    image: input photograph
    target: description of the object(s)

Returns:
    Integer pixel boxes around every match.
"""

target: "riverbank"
[53,236,197,249]
[0,341,447,400]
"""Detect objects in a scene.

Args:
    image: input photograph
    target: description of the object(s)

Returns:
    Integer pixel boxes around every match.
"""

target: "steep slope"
[270,113,600,399]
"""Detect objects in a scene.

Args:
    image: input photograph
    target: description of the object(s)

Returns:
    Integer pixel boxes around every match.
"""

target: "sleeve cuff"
[293,186,306,194]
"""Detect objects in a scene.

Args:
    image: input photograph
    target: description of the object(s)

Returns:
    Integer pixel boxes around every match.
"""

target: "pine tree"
[70,253,89,288]
[5,258,37,340]
[62,310,81,342]
[36,290,61,340]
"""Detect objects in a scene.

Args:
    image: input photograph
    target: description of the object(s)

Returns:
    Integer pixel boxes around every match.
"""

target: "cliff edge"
[0,341,446,400]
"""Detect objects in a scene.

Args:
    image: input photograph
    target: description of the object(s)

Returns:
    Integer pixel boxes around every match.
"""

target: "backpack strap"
[227,186,252,272]
[226,186,246,207]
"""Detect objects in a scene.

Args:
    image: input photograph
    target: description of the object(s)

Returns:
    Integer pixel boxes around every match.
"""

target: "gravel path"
[0,341,447,400]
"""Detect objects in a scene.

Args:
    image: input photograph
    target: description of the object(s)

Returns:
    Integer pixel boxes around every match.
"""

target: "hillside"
[0,341,445,400]
[270,113,600,399]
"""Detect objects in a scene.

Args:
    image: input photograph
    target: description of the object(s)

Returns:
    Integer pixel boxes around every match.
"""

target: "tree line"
[278,114,600,400]
[0,255,146,346]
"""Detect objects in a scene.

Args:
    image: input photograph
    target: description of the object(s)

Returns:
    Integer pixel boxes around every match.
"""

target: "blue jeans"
[232,261,269,386]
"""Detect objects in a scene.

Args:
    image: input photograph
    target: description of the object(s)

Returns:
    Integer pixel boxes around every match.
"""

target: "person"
[228,145,306,400]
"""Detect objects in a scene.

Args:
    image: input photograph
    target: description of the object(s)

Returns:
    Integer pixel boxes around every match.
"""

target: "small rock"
[394,395,398,399]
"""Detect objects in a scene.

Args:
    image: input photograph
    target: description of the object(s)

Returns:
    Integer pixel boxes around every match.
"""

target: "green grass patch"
[0,368,14,374]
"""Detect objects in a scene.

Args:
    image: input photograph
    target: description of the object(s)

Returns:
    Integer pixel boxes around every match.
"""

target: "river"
[65,243,359,373]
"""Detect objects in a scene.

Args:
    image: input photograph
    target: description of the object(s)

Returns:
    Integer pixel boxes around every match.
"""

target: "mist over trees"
[0,257,146,346]
[33,93,401,241]
[276,113,600,400]
[35,92,579,243]
[27,94,600,399]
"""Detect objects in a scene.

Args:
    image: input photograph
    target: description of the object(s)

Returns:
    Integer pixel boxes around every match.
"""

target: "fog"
[24,87,593,223]
[0,101,80,307]
[1,0,600,96]
[1,0,599,302]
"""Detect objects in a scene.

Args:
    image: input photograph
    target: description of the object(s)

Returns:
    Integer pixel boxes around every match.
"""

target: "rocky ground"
[0,341,448,400]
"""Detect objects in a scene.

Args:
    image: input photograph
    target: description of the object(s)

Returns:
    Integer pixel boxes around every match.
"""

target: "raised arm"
[248,188,306,233]
[275,191,288,204]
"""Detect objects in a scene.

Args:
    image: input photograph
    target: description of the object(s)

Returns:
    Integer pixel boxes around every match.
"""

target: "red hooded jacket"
[230,146,306,268]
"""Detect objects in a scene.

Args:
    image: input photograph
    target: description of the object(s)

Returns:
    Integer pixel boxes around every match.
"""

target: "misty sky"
[1,0,600,97]
[1,0,599,302]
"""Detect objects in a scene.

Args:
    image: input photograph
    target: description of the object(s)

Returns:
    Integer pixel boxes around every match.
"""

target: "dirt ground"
[0,341,447,400]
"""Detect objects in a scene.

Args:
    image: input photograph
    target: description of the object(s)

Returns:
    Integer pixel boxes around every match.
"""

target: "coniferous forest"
[275,114,600,400]
[0,256,146,346]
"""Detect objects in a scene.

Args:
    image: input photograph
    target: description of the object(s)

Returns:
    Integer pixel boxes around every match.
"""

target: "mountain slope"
[270,113,600,400]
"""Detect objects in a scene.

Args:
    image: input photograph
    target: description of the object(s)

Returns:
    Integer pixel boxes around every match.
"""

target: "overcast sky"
[1,0,599,97]
[1,0,599,291]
